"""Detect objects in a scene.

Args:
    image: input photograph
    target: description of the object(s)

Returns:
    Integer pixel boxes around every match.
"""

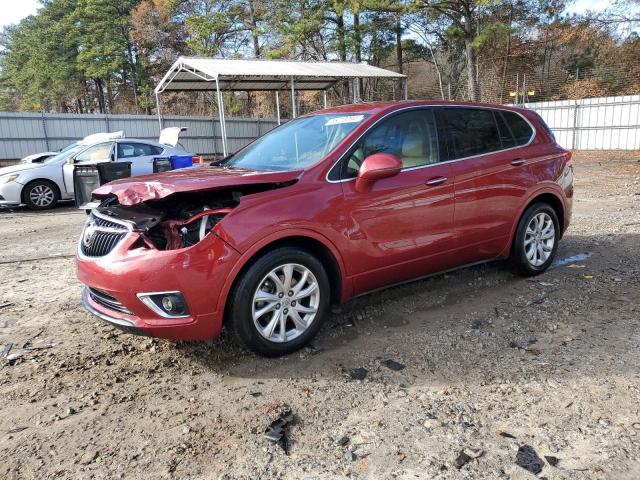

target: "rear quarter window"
[501,111,534,145]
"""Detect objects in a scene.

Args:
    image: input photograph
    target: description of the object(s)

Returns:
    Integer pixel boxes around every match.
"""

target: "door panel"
[342,164,455,294]
[337,109,456,295]
[452,152,530,262]
[438,107,536,263]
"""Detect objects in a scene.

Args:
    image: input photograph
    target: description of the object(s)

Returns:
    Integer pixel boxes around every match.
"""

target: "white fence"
[2,96,638,161]
[523,94,640,150]
[0,112,279,161]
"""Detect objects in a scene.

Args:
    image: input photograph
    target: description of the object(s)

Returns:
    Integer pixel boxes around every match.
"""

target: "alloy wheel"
[29,184,55,207]
[251,263,320,343]
[524,212,555,267]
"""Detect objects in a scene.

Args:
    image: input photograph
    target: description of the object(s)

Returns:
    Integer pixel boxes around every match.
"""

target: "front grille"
[80,213,130,258]
[88,287,134,315]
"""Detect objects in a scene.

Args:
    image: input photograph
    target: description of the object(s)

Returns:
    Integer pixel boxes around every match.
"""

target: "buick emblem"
[83,220,98,247]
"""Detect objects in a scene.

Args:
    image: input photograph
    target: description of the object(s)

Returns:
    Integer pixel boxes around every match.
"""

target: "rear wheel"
[227,247,330,357]
[23,180,59,210]
[511,202,560,276]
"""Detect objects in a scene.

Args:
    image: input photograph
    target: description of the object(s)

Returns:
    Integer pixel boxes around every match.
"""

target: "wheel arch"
[217,230,350,329]
[20,178,62,204]
[502,188,566,259]
[524,191,565,234]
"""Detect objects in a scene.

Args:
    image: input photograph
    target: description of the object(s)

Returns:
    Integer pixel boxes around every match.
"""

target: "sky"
[1,0,41,30]
[0,0,617,31]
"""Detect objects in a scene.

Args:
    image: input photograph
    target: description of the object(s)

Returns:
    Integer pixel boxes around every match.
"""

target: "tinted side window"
[342,109,439,178]
[494,111,516,148]
[501,111,534,145]
[442,108,501,158]
[118,142,159,158]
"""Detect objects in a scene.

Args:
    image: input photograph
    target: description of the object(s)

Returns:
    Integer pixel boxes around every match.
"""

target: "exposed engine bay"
[93,184,279,250]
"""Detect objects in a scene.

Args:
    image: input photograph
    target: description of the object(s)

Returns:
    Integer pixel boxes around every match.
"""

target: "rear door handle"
[426,176,448,186]
[511,158,525,166]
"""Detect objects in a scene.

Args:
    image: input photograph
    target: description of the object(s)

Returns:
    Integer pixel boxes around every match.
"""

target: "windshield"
[60,141,81,153]
[222,113,369,171]
[44,145,84,164]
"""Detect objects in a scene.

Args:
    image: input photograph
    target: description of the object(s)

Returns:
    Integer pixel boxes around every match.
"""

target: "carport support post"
[155,92,163,131]
[403,78,408,100]
[323,90,327,109]
[290,77,296,118]
[215,77,228,157]
[276,91,281,125]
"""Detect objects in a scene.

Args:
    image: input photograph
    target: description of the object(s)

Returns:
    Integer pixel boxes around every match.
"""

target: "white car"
[19,131,126,164]
[0,128,189,210]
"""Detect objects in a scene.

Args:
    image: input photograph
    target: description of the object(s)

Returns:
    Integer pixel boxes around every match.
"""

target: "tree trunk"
[465,40,480,101]
[106,80,114,113]
[395,18,403,74]
[354,10,363,96]
[248,0,261,57]
[94,78,106,114]
[500,5,514,103]
[425,42,445,100]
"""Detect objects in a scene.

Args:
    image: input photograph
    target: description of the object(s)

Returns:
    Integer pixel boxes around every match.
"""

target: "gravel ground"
[0,151,639,480]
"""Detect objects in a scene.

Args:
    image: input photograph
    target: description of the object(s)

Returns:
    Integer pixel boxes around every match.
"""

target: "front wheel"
[23,180,59,210]
[511,202,560,276]
[227,247,330,357]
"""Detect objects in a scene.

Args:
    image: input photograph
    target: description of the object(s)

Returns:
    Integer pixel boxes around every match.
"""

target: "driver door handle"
[426,176,448,186]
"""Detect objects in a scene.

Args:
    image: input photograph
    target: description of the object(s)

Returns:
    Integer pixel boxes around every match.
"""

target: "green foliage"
[0,0,638,112]
[0,0,83,110]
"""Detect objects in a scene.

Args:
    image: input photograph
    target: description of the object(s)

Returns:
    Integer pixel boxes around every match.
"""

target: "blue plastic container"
[169,155,193,170]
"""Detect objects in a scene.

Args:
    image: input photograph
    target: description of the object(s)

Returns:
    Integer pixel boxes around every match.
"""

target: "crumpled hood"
[93,166,304,205]
[0,162,45,177]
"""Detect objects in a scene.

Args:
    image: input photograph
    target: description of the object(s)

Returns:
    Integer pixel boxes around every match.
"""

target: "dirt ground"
[1,151,639,480]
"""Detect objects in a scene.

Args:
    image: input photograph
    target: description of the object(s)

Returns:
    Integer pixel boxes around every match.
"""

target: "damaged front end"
[83,166,303,254]
[91,191,239,252]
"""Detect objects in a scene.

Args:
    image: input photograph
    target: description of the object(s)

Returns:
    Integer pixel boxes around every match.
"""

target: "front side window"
[441,108,502,158]
[341,109,440,179]
[75,142,113,163]
[222,113,368,171]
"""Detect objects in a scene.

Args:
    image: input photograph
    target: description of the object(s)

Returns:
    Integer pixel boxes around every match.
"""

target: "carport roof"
[155,57,406,93]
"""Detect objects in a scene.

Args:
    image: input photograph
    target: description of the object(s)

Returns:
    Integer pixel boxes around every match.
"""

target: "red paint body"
[77,101,573,340]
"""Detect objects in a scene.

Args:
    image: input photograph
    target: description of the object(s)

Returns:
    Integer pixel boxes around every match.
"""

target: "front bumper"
[82,287,150,336]
[0,181,23,206]
[77,231,240,341]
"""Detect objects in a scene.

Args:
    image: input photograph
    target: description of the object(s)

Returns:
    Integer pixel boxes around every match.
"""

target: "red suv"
[77,101,573,356]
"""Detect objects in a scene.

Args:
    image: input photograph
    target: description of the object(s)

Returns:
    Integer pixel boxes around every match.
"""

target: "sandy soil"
[1,151,639,480]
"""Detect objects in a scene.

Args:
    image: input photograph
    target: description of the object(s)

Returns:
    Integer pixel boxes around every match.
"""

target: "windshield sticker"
[325,115,365,126]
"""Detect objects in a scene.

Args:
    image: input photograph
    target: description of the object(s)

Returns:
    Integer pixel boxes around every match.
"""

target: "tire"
[227,247,330,357]
[511,202,560,276]
[23,180,59,210]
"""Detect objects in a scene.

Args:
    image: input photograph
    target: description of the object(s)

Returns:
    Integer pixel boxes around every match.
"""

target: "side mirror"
[67,156,76,165]
[355,153,402,192]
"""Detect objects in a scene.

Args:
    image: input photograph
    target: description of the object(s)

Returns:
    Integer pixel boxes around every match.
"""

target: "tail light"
[563,150,573,168]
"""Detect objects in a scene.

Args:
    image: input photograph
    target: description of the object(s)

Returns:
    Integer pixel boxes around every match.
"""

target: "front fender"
[214,228,352,325]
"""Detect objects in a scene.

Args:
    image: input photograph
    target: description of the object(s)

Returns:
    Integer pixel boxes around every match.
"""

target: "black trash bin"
[153,157,172,173]
[73,161,132,208]
[73,164,100,208]
[97,161,131,184]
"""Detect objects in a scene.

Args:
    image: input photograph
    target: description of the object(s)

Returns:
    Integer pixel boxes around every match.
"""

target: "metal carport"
[154,57,407,156]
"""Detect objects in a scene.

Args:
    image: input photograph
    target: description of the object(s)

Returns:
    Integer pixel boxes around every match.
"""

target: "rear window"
[441,108,502,158]
[501,111,534,145]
